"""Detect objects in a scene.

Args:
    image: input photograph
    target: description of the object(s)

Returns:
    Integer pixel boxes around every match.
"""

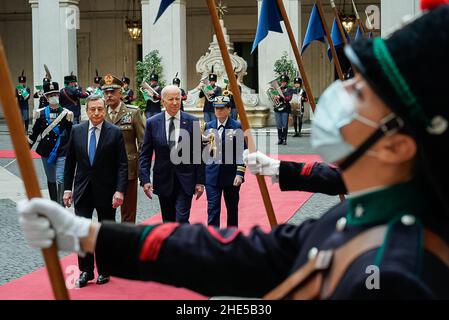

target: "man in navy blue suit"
[139,85,205,223]
[204,96,246,228]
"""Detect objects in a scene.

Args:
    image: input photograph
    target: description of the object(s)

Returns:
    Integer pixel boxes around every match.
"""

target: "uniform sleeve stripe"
[207,226,241,244]
[139,223,180,262]
[301,162,314,176]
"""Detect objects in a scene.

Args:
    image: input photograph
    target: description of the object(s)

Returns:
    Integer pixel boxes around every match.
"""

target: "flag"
[327,18,351,61]
[251,0,283,53]
[301,4,326,55]
[154,0,175,24]
[355,25,364,41]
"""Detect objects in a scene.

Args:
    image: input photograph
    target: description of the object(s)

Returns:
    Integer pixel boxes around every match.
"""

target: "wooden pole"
[275,0,317,112]
[352,0,366,34]
[0,39,69,300]
[316,0,344,80]
[205,0,278,227]
[330,0,349,45]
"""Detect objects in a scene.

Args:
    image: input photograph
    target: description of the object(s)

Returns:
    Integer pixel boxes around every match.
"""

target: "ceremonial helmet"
[43,82,60,95]
[64,72,77,84]
[280,74,289,83]
[94,69,102,84]
[172,72,181,86]
[209,66,217,82]
[150,72,159,82]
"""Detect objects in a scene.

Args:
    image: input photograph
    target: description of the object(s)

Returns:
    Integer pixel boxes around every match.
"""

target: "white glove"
[18,198,92,255]
[242,150,280,177]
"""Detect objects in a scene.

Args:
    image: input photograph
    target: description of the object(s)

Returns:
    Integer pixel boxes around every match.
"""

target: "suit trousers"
[121,179,137,223]
[206,184,240,228]
[157,175,193,223]
[75,184,116,275]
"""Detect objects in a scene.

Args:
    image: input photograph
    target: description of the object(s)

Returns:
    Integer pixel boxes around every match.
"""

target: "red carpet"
[0,150,41,159]
[0,154,321,300]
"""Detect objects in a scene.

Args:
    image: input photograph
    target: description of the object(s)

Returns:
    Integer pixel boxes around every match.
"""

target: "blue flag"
[355,25,364,41]
[301,4,326,55]
[251,0,283,53]
[327,18,351,61]
[154,0,175,24]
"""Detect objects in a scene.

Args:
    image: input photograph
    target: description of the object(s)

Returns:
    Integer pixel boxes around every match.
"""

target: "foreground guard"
[18,4,449,299]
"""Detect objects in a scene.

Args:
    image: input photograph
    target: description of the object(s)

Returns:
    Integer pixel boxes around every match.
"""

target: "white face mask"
[312,80,398,165]
[311,80,358,163]
[48,96,59,105]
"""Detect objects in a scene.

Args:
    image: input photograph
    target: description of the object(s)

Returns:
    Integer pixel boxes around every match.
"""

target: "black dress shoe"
[76,272,94,288]
[96,274,110,285]
[293,132,300,137]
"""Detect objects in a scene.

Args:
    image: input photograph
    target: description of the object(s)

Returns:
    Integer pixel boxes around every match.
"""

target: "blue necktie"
[89,127,97,165]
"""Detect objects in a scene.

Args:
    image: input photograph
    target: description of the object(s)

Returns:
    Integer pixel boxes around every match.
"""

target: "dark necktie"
[218,124,224,138]
[169,117,176,150]
[89,127,97,165]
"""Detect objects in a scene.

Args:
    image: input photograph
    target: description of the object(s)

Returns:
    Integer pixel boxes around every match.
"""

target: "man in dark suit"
[139,85,205,223]
[63,94,128,288]
[204,96,246,228]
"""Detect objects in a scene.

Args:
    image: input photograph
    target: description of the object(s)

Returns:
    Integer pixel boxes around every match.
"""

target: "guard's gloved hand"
[18,198,92,255]
[243,150,280,177]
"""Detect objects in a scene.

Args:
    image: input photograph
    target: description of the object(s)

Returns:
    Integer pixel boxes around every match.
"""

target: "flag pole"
[352,0,366,34]
[330,0,349,45]
[316,0,345,80]
[205,0,278,228]
[0,39,69,299]
[275,0,317,112]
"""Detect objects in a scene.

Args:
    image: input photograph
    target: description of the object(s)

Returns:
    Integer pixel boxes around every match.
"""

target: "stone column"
[257,0,301,120]
[29,0,79,109]
[141,0,187,87]
[381,0,420,37]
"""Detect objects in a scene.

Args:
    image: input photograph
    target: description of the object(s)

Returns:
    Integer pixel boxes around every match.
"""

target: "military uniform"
[291,77,308,137]
[172,75,187,111]
[274,75,293,145]
[29,81,73,204]
[94,160,449,298]
[59,74,88,124]
[34,75,52,110]
[105,101,145,223]
[144,73,162,119]
[199,73,222,122]
[121,75,135,105]
[16,73,31,132]
[204,96,246,227]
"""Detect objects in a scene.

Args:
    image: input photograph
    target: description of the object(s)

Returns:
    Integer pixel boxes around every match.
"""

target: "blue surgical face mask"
[311,80,400,166]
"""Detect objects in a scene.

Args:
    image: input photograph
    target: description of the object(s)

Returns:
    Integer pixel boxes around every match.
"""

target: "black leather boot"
[283,128,288,145]
[47,182,58,202]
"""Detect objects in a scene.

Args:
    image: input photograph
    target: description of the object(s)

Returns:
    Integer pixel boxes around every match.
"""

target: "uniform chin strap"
[339,114,404,171]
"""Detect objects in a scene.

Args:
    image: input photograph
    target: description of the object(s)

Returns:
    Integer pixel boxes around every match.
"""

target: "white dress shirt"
[217,117,228,139]
[165,110,181,147]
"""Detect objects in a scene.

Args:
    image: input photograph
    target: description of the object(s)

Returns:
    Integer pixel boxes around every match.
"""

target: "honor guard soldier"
[28,81,73,204]
[86,70,103,97]
[33,65,53,110]
[292,77,308,137]
[274,75,293,145]
[101,74,145,223]
[59,72,88,124]
[172,73,187,111]
[204,96,246,227]
[16,71,31,132]
[198,71,222,122]
[144,73,162,119]
[33,76,51,110]
[18,1,449,300]
[121,74,136,105]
